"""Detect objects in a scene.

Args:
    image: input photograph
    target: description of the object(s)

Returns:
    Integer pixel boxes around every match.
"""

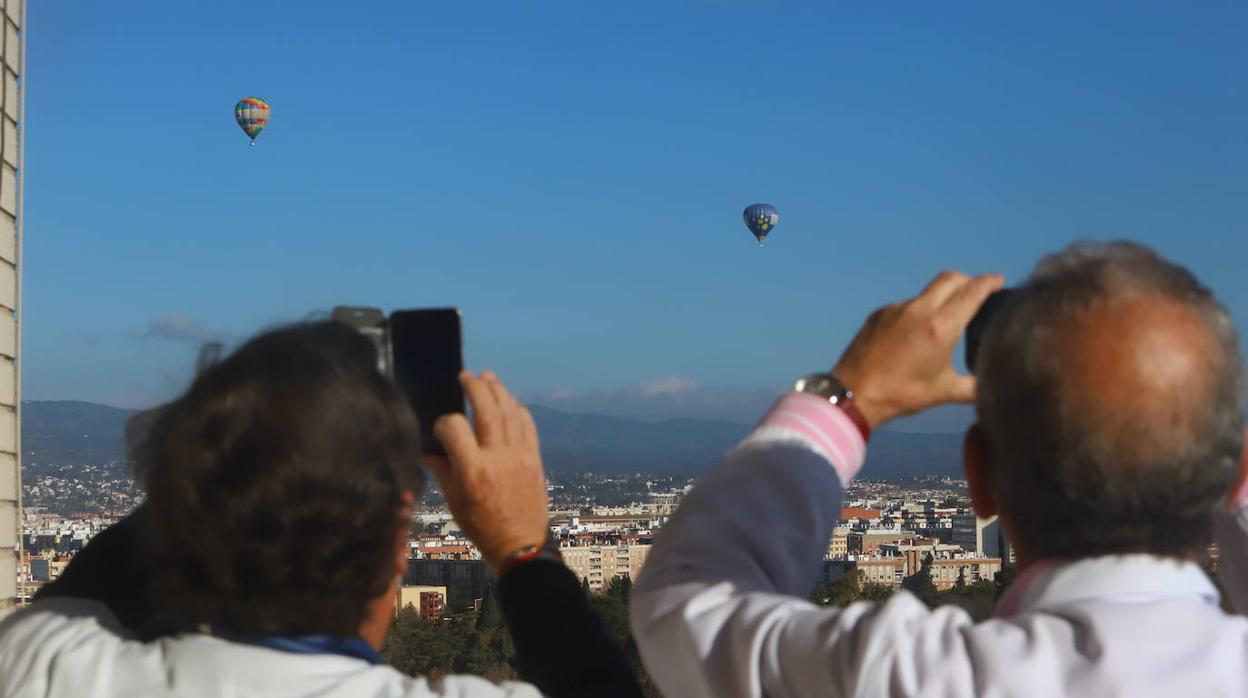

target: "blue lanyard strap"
[212,627,384,665]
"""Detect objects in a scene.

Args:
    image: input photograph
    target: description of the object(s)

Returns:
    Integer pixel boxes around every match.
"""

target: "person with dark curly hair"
[0,321,643,698]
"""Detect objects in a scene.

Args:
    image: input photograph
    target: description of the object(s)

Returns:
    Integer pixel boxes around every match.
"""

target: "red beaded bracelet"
[495,538,563,580]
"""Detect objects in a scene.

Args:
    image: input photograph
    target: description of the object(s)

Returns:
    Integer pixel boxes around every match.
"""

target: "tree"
[582,576,592,594]
[588,591,630,639]
[860,582,895,603]
[994,563,1018,600]
[811,570,867,607]
[954,566,967,591]
[606,574,633,600]
[382,607,476,679]
[446,584,474,615]
[382,565,669,694]
[901,555,939,606]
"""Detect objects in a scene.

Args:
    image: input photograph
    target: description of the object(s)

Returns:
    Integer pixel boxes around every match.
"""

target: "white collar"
[996,554,1220,617]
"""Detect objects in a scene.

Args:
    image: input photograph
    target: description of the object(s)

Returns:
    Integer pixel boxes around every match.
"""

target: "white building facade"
[0,0,22,618]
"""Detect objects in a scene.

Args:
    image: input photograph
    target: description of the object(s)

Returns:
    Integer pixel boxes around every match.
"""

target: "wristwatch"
[793,373,872,441]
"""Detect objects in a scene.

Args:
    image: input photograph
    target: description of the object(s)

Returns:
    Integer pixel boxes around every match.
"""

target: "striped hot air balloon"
[234,97,271,146]
[743,203,779,246]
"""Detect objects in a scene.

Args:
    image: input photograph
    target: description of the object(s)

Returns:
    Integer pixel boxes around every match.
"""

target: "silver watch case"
[794,373,853,406]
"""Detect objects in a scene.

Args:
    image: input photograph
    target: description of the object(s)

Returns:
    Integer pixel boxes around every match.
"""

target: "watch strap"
[794,373,872,442]
[837,398,871,442]
[496,534,563,580]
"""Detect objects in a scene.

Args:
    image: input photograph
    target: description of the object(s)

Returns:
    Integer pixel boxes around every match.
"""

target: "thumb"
[941,372,977,404]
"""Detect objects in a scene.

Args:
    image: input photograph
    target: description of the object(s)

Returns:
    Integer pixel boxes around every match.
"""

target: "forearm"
[636,393,863,595]
[498,559,645,698]
[630,393,866,697]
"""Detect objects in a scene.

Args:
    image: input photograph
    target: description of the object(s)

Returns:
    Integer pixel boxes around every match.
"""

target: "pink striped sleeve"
[755,392,867,483]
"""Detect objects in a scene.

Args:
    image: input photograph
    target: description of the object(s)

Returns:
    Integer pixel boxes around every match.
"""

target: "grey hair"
[975,241,1244,559]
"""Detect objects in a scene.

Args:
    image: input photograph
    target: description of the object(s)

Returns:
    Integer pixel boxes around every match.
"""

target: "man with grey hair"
[631,241,1248,696]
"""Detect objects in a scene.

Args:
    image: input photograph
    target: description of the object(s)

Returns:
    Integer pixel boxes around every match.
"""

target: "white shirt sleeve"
[629,397,979,698]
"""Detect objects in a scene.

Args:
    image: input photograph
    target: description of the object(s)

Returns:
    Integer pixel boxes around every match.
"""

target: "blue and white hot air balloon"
[743,204,779,246]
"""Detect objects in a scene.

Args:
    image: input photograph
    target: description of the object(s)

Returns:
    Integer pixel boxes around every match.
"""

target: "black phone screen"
[964,289,1014,374]
[389,308,465,456]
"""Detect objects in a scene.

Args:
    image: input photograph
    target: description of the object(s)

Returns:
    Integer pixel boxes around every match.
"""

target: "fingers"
[433,413,479,469]
[481,371,527,445]
[941,372,978,404]
[931,275,999,406]
[479,370,507,407]
[916,270,971,309]
[941,274,1006,327]
[517,402,539,451]
[453,370,532,451]
[461,372,502,445]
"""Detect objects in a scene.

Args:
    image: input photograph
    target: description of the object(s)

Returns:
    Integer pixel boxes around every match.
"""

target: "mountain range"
[20,400,964,480]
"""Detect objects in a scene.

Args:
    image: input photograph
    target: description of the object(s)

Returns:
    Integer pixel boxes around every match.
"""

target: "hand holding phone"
[423,371,550,569]
[832,271,1003,428]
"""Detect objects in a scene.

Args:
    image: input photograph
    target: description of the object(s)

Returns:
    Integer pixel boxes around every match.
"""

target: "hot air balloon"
[234,97,271,146]
[743,204,778,246]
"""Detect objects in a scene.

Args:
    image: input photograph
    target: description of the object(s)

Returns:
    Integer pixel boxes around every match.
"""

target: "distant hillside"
[21,401,137,477]
[20,400,964,479]
[527,405,750,475]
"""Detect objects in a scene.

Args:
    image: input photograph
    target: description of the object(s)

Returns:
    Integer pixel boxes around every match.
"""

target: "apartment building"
[821,557,908,589]
[394,585,447,621]
[560,543,650,592]
[826,524,851,559]
[928,557,1003,590]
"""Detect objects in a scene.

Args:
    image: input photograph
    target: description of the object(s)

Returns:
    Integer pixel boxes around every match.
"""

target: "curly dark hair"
[132,321,425,636]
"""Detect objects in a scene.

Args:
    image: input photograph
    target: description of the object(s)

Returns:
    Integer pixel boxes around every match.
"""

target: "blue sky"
[21,1,1248,425]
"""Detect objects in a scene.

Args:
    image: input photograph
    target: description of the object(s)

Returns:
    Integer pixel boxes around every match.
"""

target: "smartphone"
[965,289,1015,373]
[388,308,465,456]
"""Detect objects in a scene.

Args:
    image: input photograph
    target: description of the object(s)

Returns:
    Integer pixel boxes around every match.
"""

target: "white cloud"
[144,314,231,345]
[638,377,698,397]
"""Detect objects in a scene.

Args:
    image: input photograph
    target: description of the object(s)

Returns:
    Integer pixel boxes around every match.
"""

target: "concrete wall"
[0,0,21,617]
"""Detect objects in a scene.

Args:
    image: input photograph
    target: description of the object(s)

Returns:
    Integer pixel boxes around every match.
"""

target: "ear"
[1230,426,1248,507]
[394,490,415,576]
[964,424,997,519]
[393,530,409,576]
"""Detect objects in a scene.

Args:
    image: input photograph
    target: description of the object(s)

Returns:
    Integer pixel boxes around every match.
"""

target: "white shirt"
[0,597,543,698]
[631,392,1248,697]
